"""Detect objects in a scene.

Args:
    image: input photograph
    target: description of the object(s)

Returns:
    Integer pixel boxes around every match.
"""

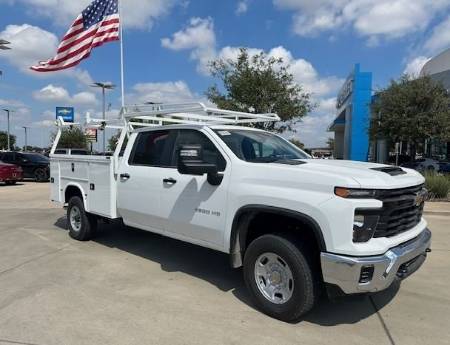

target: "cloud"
[424,15,450,55]
[0,24,58,72]
[126,81,200,104]
[33,84,98,106]
[403,56,431,77]
[288,97,337,147]
[0,98,32,130]
[10,0,179,29]
[162,19,343,99]
[273,0,450,42]
[161,18,343,147]
[161,17,216,74]
[236,1,250,15]
[0,22,98,85]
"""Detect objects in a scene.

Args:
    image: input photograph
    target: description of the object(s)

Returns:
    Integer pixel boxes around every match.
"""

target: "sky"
[1,0,450,150]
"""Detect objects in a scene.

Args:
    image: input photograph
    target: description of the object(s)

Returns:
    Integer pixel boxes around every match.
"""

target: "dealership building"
[328,64,381,162]
[329,56,450,162]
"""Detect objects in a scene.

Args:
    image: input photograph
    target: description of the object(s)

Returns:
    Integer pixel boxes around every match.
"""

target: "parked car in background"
[0,152,49,182]
[401,158,440,172]
[415,158,440,171]
[439,162,450,174]
[0,160,23,185]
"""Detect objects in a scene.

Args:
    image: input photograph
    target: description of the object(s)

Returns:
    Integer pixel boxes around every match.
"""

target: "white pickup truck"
[50,103,431,322]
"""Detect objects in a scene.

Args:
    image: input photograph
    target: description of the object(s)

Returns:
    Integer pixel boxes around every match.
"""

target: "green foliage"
[52,127,87,149]
[0,131,16,150]
[206,48,314,132]
[326,137,335,150]
[108,131,128,152]
[289,138,305,149]
[424,172,450,200]
[371,75,450,146]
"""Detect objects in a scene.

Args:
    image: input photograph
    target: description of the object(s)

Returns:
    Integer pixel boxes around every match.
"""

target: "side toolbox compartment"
[50,159,61,203]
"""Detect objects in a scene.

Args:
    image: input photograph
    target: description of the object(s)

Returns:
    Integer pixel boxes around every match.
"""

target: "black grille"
[373,184,424,238]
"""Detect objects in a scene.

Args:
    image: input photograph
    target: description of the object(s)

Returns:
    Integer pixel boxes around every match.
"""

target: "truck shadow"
[54,217,400,325]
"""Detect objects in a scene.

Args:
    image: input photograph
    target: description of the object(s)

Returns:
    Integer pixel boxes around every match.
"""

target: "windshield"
[214,129,310,162]
[26,154,49,163]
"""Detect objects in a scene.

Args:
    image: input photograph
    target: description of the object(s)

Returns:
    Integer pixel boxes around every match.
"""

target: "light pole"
[2,109,14,151]
[22,126,29,152]
[91,82,116,153]
[0,39,11,76]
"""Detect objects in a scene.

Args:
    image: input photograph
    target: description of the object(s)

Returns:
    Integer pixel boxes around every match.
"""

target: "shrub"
[424,172,450,200]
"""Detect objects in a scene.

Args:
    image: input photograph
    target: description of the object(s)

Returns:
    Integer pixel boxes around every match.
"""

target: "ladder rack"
[51,102,281,161]
[120,102,280,128]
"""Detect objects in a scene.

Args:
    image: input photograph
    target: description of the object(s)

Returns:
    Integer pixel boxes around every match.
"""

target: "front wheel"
[67,196,97,241]
[243,234,318,322]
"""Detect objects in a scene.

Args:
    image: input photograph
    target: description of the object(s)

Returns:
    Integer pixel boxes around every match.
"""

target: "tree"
[371,75,450,160]
[206,48,314,132]
[326,137,335,150]
[52,127,87,149]
[0,131,16,150]
[289,138,305,149]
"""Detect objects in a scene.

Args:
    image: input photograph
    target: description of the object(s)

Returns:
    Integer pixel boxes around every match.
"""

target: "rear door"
[15,153,34,177]
[160,129,230,247]
[117,130,177,233]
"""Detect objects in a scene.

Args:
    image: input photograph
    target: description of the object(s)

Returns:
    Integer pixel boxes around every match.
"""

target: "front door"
[160,129,230,247]
[117,130,176,233]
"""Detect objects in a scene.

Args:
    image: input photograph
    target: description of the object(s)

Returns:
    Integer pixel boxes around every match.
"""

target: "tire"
[67,196,97,241]
[243,234,318,322]
[34,168,48,182]
[5,181,16,185]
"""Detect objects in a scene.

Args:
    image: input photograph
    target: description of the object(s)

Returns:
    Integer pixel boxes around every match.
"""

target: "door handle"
[163,178,177,185]
[120,173,130,180]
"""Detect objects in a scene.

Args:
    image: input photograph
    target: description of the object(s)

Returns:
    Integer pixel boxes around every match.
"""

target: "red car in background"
[0,160,23,185]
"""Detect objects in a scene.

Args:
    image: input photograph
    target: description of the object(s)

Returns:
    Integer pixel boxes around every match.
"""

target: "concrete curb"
[423,210,450,216]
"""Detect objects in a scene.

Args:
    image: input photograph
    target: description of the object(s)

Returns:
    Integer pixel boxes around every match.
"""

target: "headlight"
[335,187,377,198]
[353,213,379,243]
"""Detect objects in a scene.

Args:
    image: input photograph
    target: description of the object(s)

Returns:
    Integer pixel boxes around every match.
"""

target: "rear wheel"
[67,196,97,241]
[243,234,318,322]
[34,168,48,182]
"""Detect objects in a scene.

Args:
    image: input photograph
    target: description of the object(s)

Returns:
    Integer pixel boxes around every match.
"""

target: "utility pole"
[22,126,29,152]
[2,109,14,151]
[91,82,116,153]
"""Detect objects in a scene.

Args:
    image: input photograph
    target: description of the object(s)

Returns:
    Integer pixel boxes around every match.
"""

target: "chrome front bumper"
[320,229,432,294]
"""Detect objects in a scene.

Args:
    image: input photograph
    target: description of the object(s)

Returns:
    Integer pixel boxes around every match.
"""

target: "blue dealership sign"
[56,107,74,122]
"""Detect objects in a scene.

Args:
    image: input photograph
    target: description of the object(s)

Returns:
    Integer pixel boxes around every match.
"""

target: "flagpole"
[119,0,125,108]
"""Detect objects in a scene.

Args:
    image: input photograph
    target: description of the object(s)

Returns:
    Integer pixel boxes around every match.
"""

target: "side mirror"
[177,144,218,176]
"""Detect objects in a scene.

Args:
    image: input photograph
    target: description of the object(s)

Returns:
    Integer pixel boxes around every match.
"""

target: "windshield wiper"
[249,157,306,165]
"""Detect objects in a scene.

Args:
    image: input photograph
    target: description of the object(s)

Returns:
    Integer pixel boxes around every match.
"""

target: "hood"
[298,159,424,189]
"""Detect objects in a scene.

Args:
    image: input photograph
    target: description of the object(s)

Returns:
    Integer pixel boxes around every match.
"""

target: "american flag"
[31,0,120,72]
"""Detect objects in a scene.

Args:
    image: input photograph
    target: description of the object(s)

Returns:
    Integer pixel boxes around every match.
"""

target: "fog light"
[359,265,374,283]
[353,213,379,243]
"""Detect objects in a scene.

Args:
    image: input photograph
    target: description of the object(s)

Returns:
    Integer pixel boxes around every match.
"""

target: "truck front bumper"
[320,229,432,294]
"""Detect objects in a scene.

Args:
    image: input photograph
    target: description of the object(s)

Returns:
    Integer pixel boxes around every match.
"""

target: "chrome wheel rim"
[254,252,294,304]
[70,206,82,232]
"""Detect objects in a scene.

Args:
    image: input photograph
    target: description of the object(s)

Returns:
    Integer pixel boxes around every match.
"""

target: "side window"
[2,152,14,162]
[128,130,175,167]
[173,130,227,172]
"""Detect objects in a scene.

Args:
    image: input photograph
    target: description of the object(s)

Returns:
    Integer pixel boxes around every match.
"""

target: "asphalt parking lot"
[0,182,449,345]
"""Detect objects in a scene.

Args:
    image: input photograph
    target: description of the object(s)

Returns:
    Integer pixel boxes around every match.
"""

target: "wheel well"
[230,207,325,268]
[65,185,83,204]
